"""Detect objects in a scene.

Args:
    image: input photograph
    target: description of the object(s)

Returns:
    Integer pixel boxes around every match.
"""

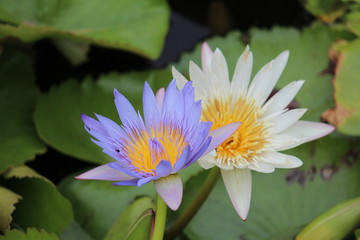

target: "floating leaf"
[322,39,360,136]
[346,11,360,37]
[249,24,350,121]
[296,197,360,240]
[0,228,59,240]
[0,0,170,59]
[51,39,90,66]
[34,70,172,164]
[300,0,346,23]
[0,166,73,234]
[0,46,46,172]
[0,186,21,233]
[104,197,155,240]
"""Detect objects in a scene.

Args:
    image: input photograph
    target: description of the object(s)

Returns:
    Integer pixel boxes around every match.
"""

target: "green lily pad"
[322,39,360,136]
[0,228,59,240]
[0,186,21,233]
[0,166,74,234]
[300,0,346,22]
[33,70,172,164]
[346,11,360,37]
[104,197,155,240]
[0,0,170,59]
[0,46,46,172]
[250,24,350,121]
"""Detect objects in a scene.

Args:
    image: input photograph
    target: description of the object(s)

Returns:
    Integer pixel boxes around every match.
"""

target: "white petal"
[172,66,188,89]
[198,150,217,170]
[211,49,230,86]
[259,152,303,168]
[154,174,183,211]
[231,45,253,96]
[275,120,335,151]
[247,51,289,104]
[263,51,289,99]
[221,168,252,220]
[189,61,208,98]
[201,42,213,70]
[263,80,305,116]
[247,60,274,102]
[271,108,307,133]
[248,162,275,173]
[75,164,134,181]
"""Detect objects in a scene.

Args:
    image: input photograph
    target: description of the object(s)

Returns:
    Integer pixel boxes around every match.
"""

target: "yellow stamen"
[124,125,188,174]
[202,95,269,166]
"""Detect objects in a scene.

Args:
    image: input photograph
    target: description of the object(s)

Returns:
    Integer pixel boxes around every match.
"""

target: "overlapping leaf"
[0,46,46,172]
[0,186,21,232]
[0,166,73,234]
[322,39,360,135]
[0,0,170,59]
[0,228,59,240]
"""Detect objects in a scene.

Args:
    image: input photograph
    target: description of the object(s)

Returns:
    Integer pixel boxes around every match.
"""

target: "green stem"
[152,194,168,240]
[166,167,220,239]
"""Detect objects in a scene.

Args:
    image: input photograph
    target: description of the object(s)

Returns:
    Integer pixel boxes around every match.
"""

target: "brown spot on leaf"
[341,148,359,167]
[285,166,317,187]
[322,104,352,127]
[322,40,353,128]
[321,165,338,181]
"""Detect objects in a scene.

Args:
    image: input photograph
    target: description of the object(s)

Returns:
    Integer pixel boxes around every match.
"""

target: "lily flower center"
[202,96,270,167]
[124,124,188,174]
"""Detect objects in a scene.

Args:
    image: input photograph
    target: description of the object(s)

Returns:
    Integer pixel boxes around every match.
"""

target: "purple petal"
[113,179,139,186]
[188,121,212,151]
[75,164,135,181]
[109,162,141,178]
[155,160,173,178]
[113,89,142,127]
[138,176,156,187]
[81,114,107,134]
[185,136,212,168]
[173,146,190,172]
[154,174,183,210]
[203,122,241,155]
[161,80,177,117]
[143,82,159,127]
[95,114,127,140]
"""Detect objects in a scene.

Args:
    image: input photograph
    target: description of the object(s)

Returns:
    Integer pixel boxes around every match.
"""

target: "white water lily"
[172,43,335,220]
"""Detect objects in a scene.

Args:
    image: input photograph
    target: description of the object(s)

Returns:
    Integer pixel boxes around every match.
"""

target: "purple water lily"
[76,80,240,210]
